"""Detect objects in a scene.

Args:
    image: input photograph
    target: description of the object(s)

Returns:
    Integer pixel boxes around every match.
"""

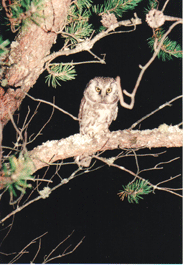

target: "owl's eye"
[106,87,112,94]
[95,87,101,93]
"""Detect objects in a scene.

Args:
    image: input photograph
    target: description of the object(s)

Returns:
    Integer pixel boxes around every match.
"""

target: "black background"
[0,0,182,263]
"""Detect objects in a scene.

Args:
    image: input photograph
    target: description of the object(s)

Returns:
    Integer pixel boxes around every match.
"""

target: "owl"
[79,76,119,136]
[75,76,119,167]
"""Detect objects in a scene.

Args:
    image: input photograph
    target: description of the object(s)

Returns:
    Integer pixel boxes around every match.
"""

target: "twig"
[108,26,136,35]
[161,0,170,12]
[155,174,181,187]
[23,103,41,129]
[49,59,106,66]
[94,155,139,179]
[0,166,83,224]
[8,111,23,143]
[31,238,42,264]
[43,14,142,64]
[118,150,167,159]
[0,215,15,248]
[138,157,180,174]
[22,161,53,205]
[25,93,78,121]
[129,95,182,130]
[0,251,17,256]
[0,158,103,224]
[22,106,31,129]
[0,123,182,223]
[8,110,29,156]
[93,155,182,198]
[87,50,106,64]
[153,183,182,197]
[43,234,85,263]
[126,20,182,104]
[14,104,41,148]
[27,99,55,145]
[0,195,43,224]
[43,230,75,263]
[9,232,48,264]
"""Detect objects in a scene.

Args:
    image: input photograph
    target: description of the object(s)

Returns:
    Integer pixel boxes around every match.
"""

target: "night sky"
[0,0,182,263]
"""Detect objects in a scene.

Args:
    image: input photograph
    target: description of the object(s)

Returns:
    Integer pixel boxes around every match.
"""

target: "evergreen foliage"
[0,36,10,58]
[118,179,153,203]
[144,0,158,13]
[92,0,143,17]
[2,154,34,198]
[0,0,182,205]
[64,19,93,47]
[45,64,77,88]
[48,0,144,86]
[76,0,93,10]
[64,1,93,47]
[7,0,44,31]
[148,28,182,61]
[1,0,181,87]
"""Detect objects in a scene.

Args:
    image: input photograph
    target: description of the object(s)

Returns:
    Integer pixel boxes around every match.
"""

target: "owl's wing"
[113,105,118,121]
[78,97,86,122]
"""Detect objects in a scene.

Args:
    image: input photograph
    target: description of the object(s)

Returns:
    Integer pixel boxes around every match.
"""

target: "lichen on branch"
[29,125,182,173]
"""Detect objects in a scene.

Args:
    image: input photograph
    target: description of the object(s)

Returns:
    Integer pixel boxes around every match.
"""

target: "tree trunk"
[0,0,71,126]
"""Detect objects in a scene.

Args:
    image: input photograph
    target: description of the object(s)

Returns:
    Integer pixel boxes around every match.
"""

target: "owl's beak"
[100,91,106,100]
[100,95,105,101]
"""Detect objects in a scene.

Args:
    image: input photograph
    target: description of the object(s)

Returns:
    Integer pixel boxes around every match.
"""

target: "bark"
[29,125,183,173]
[0,0,71,126]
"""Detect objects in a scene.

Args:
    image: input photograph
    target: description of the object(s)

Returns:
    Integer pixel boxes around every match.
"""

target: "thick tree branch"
[0,124,182,224]
[43,13,142,64]
[0,10,141,127]
[0,0,71,126]
[29,126,182,173]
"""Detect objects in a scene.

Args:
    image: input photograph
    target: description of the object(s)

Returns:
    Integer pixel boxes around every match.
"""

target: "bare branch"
[94,155,138,178]
[116,76,135,109]
[25,92,78,121]
[95,155,182,198]
[27,99,55,145]
[8,110,24,143]
[30,238,42,264]
[43,14,142,64]
[43,230,75,263]
[0,215,15,248]
[162,0,170,12]
[128,20,182,101]
[43,233,85,264]
[138,157,180,174]
[156,174,181,187]
[9,232,48,264]
[0,125,182,224]
[130,95,182,130]
[152,176,182,198]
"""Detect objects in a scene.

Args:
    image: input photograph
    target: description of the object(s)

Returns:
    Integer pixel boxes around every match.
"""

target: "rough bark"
[29,126,183,173]
[0,0,71,126]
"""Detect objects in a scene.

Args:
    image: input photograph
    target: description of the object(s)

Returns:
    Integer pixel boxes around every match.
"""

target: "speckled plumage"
[75,77,119,167]
[79,77,119,136]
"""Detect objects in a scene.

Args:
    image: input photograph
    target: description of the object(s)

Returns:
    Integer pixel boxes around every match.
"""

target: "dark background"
[0,0,182,263]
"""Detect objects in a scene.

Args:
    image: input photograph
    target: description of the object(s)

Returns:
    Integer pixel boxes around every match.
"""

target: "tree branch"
[0,0,71,126]
[29,126,182,173]
[127,19,182,99]
[43,13,142,64]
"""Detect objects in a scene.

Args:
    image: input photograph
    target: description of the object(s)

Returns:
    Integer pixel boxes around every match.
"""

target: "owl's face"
[84,77,119,104]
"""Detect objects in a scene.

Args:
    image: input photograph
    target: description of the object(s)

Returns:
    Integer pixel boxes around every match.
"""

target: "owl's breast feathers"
[78,96,118,135]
